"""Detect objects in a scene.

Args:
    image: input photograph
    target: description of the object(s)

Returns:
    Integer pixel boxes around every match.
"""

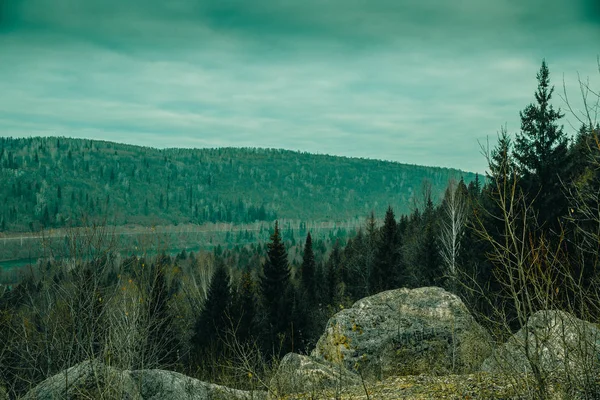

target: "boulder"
[311,286,492,378]
[129,369,266,400]
[21,360,139,400]
[482,310,600,384]
[270,353,361,396]
[22,360,266,400]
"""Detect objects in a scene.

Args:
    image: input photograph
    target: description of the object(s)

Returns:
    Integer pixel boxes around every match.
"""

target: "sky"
[0,0,599,173]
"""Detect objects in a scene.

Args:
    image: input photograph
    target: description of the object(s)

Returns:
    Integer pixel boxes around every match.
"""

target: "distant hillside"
[0,137,478,232]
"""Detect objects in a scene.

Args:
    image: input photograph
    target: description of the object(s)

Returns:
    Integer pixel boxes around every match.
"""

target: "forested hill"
[0,137,477,232]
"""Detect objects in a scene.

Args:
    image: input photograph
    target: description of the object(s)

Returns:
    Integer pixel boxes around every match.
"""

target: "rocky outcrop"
[270,353,361,396]
[21,360,138,400]
[129,369,265,400]
[22,360,266,400]
[311,286,492,378]
[482,310,600,383]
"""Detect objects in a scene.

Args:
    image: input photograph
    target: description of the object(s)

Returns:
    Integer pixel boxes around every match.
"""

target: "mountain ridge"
[0,136,479,232]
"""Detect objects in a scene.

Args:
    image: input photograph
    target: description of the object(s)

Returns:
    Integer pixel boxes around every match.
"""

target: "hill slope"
[0,137,478,232]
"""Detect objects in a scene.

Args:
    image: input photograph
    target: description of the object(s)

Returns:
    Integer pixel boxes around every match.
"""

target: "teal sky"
[1,0,599,173]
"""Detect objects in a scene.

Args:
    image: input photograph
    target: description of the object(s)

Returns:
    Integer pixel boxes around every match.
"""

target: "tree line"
[0,137,473,232]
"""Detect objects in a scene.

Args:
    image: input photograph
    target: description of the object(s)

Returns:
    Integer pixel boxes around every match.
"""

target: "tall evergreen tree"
[489,126,515,190]
[191,258,231,358]
[259,221,291,349]
[326,240,343,305]
[568,123,600,182]
[363,211,379,292]
[419,197,443,286]
[342,229,370,300]
[300,232,316,303]
[467,174,481,199]
[370,206,402,293]
[513,60,569,227]
[231,265,256,344]
[564,123,600,293]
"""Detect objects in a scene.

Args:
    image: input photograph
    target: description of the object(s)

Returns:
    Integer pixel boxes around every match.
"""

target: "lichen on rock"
[311,286,492,378]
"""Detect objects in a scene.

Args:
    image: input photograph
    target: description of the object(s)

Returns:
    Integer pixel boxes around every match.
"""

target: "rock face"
[311,286,492,378]
[482,310,600,383]
[270,353,361,396]
[22,360,266,400]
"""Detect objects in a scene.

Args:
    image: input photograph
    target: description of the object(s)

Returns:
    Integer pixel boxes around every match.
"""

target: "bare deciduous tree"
[439,179,468,286]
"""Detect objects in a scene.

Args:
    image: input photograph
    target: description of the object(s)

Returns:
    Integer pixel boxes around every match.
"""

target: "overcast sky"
[1,0,599,173]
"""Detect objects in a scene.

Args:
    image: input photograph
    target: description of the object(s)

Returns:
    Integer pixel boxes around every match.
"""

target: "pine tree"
[342,229,370,300]
[467,174,481,199]
[300,232,316,303]
[370,206,402,293]
[419,197,443,286]
[565,123,600,292]
[513,60,569,227]
[259,221,291,347]
[231,265,256,344]
[489,126,514,190]
[326,240,343,305]
[569,123,600,181]
[363,211,379,293]
[191,258,231,358]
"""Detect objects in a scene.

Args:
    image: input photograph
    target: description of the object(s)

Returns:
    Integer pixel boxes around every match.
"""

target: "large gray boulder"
[129,369,265,400]
[311,286,492,378]
[270,353,361,396]
[21,360,139,400]
[22,360,266,400]
[482,310,600,384]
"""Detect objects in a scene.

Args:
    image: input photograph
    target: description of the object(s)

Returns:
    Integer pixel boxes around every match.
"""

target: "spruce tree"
[370,206,402,293]
[489,127,514,190]
[513,60,569,227]
[342,230,370,300]
[231,265,256,344]
[260,221,291,347]
[419,197,443,286]
[467,174,481,199]
[565,123,600,292]
[568,123,600,181]
[326,240,342,305]
[300,232,316,303]
[191,258,231,357]
[363,211,379,293]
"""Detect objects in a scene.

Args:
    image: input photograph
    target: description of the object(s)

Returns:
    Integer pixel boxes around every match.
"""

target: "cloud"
[2,0,598,50]
[0,0,599,174]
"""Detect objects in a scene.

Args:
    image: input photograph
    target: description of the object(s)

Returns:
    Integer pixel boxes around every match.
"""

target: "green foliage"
[489,127,514,191]
[300,233,316,304]
[325,240,343,305]
[0,137,475,232]
[191,258,232,360]
[370,206,403,293]
[230,265,256,344]
[513,60,570,227]
[259,222,292,350]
